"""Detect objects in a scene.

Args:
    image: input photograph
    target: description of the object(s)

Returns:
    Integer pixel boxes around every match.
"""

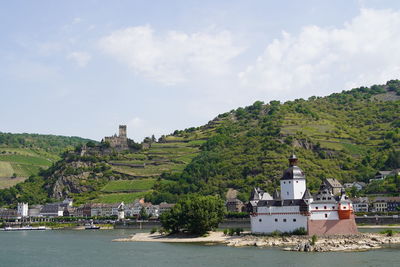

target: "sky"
[1,0,400,141]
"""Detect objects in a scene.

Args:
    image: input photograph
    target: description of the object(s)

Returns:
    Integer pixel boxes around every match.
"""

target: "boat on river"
[3,226,47,231]
[85,223,100,230]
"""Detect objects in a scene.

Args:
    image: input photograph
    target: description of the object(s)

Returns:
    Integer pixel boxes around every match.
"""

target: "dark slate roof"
[257,199,308,207]
[40,204,63,213]
[281,165,305,180]
[312,184,339,203]
[302,189,312,199]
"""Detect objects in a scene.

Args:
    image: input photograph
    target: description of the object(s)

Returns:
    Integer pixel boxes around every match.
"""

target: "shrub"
[271,230,282,237]
[380,229,398,236]
[291,227,307,235]
[150,227,158,234]
[223,229,228,235]
[228,228,236,236]
[235,228,243,236]
[311,234,318,245]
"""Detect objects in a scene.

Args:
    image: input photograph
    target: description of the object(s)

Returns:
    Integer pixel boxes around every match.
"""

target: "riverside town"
[2,1,400,266]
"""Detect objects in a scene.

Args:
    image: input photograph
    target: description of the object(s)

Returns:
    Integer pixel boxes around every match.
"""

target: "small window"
[296,181,298,183]
[293,218,296,222]
[289,181,291,184]
[274,218,278,222]
[315,206,318,210]
[283,181,286,184]
[283,219,287,222]
[325,214,328,218]
[287,192,289,195]
[324,206,327,209]
[259,219,262,222]
[332,206,335,209]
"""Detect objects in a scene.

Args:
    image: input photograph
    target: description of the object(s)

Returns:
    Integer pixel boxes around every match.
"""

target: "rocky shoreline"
[113,231,400,252]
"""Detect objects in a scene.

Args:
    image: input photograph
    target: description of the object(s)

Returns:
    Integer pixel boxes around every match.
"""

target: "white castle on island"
[249,154,358,235]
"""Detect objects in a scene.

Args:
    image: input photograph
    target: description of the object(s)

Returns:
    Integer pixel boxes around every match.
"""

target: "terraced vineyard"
[81,129,215,203]
[0,148,55,189]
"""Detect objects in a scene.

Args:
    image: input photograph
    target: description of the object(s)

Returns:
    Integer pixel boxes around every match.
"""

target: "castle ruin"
[103,125,129,150]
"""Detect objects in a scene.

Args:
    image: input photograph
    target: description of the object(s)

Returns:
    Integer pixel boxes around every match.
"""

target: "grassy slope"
[0,134,95,189]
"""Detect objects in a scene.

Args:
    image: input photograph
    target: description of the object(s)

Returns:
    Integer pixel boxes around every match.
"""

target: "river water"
[1,229,400,267]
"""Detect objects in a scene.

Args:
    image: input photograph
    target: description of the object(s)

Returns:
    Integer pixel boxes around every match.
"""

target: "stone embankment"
[114,232,400,252]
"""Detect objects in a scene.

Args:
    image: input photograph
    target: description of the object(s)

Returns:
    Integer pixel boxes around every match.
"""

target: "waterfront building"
[28,205,43,217]
[371,197,400,212]
[351,197,369,212]
[17,203,28,218]
[386,197,400,212]
[372,197,388,212]
[226,198,245,212]
[0,209,19,220]
[40,204,64,217]
[249,154,357,235]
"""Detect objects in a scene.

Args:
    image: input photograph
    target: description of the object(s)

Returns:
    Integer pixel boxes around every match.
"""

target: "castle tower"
[280,154,306,200]
[119,125,127,138]
[17,203,28,217]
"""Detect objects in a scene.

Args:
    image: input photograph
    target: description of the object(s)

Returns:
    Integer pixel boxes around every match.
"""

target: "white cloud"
[72,17,82,24]
[67,51,91,67]
[98,25,244,85]
[239,8,400,100]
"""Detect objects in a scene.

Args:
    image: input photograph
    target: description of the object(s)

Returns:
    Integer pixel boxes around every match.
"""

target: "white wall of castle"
[280,179,306,200]
[251,213,307,233]
[309,203,339,220]
[251,205,308,233]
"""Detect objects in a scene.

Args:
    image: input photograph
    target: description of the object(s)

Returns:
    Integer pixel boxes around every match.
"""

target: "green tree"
[160,195,225,235]
[139,207,149,220]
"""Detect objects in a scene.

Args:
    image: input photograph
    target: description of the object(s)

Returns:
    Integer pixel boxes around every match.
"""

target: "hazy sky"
[2,0,400,141]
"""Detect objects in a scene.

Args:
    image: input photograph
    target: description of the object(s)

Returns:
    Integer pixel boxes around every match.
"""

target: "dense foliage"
[160,195,225,235]
[0,132,94,154]
[148,80,400,202]
[1,80,400,206]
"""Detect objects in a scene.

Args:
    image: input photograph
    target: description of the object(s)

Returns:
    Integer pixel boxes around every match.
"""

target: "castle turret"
[280,154,306,200]
[119,125,127,138]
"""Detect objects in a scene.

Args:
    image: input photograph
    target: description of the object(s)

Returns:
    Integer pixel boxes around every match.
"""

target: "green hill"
[0,133,95,189]
[0,80,399,206]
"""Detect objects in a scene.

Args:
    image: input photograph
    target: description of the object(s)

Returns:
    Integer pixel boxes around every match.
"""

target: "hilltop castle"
[102,125,129,150]
[249,154,358,235]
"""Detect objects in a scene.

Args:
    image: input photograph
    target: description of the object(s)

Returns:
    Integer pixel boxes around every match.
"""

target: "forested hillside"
[147,80,400,203]
[1,80,399,206]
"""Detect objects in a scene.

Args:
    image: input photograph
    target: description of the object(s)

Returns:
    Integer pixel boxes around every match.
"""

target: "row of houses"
[352,196,400,212]
[0,199,175,220]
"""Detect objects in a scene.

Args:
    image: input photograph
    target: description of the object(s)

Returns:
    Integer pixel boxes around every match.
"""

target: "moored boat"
[85,223,100,230]
[3,226,47,231]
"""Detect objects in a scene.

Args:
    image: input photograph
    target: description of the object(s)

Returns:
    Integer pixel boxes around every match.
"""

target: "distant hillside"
[0,80,399,206]
[0,133,95,189]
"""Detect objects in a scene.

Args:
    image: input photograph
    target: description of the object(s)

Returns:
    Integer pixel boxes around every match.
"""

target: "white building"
[249,154,357,235]
[352,197,369,212]
[344,182,366,191]
[17,203,28,218]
